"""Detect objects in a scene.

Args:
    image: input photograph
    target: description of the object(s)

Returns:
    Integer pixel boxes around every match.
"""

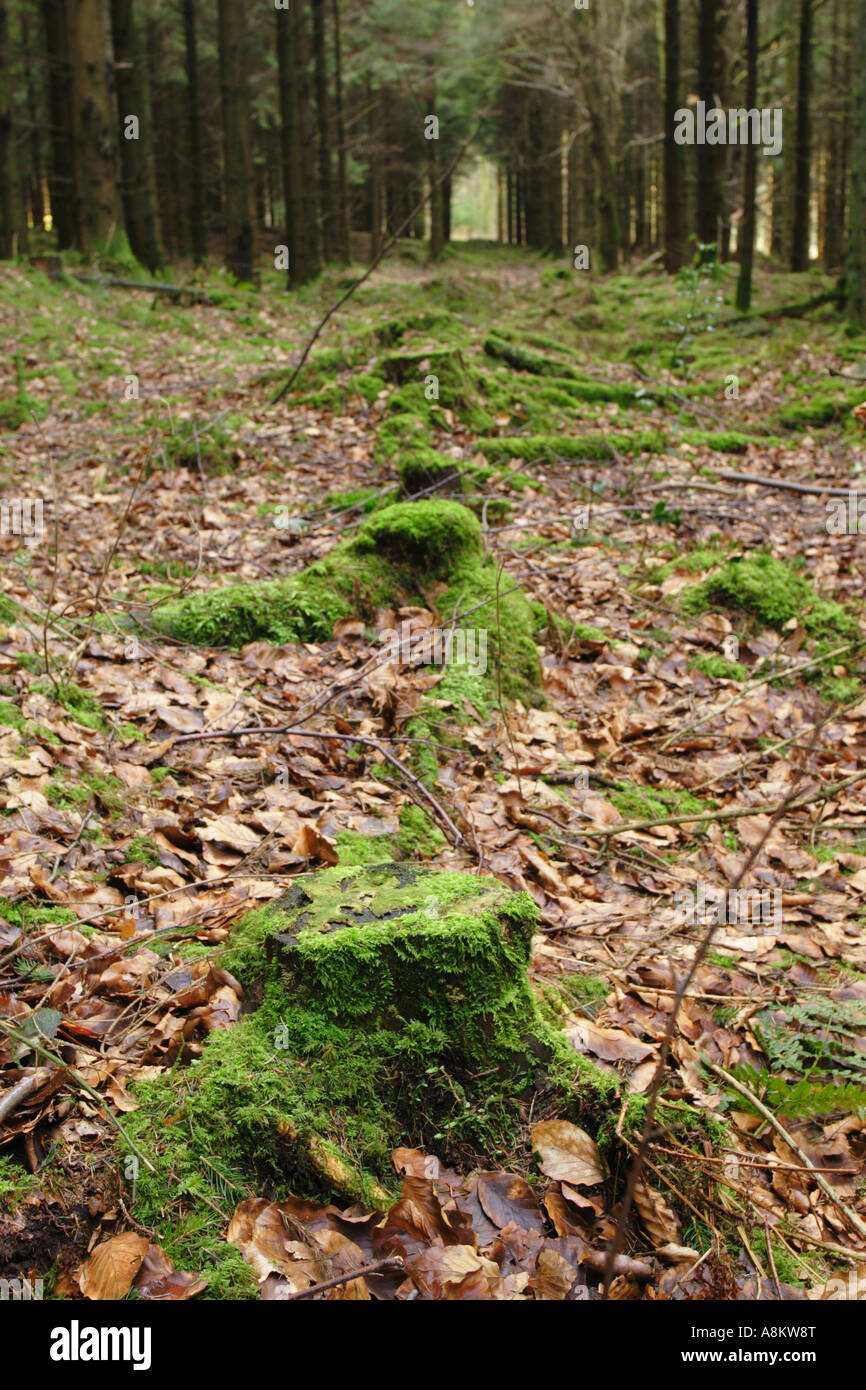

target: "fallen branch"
[574,763,866,843]
[282,1256,404,1301]
[72,272,209,303]
[0,1068,51,1126]
[0,1019,155,1173]
[714,469,857,497]
[176,722,465,846]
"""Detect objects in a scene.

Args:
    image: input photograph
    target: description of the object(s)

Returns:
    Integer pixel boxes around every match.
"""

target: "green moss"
[777,396,843,430]
[0,901,78,930]
[680,429,768,453]
[33,679,107,732]
[127,836,160,866]
[147,500,542,709]
[163,424,240,475]
[478,430,666,463]
[690,653,748,681]
[398,448,463,496]
[123,864,616,1234]
[609,781,710,825]
[396,804,445,858]
[484,334,579,378]
[46,770,125,814]
[680,553,860,641]
[334,830,395,865]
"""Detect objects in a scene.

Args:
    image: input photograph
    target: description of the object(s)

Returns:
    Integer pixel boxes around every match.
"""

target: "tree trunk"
[276,0,307,284]
[21,8,45,232]
[663,0,686,272]
[0,1,24,256]
[330,0,350,262]
[295,1,321,273]
[311,0,335,260]
[735,0,759,311]
[696,0,722,257]
[847,0,866,323]
[182,0,205,264]
[217,0,256,282]
[43,0,75,249]
[66,0,122,254]
[790,0,813,270]
[109,0,162,271]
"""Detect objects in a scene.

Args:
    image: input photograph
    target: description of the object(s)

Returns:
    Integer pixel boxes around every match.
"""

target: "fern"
[729,1065,866,1121]
[753,998,866,1080]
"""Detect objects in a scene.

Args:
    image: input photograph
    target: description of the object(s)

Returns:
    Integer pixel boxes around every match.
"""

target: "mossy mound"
[123,864,613,1232]
[147,498,541,702]
[680,553,861,642]
[479,430,666,463]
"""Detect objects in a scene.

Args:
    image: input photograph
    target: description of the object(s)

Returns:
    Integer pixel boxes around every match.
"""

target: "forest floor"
[1,241,866,1301]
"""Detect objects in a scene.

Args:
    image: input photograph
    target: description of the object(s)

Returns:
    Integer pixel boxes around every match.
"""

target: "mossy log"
[145,499,542,701]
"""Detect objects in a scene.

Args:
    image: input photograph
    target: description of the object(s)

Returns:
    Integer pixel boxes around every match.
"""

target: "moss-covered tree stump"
[126,865,611,1216]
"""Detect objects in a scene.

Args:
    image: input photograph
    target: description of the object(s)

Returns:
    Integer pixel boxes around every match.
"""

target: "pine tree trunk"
[311,0,334,260]
[43,0,75,249]
[790,0,813,270]
[66,0,121,254]
[276,1,307,284]
[368,81,383,259]
[696,0,722,257]
[295,1,321,273]
[182,0,205,265]
[109,0,162,271]
[217,0,256,281]
[663,0,686,272]
[0,1,25,256]
[736,0,759,311]
[330,0,350,262]
[847,0,866,323]
[21,8,45,232]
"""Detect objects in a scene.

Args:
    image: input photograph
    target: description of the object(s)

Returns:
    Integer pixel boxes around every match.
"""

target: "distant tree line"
[0,0,863,319]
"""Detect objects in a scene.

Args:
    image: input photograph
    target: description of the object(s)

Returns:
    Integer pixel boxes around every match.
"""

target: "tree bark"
[847,0,866,323]
[735,0,759,310]
[295,1,321,273]
[217,0,256,282]
[277,0,306,284]
[311,0,335,260]
[109,0,162,271]
[66,0,122,254]
[0,1,24,256]
[790,0,813,270]
[182,0,205,265]
[331,0,351,262]
[663,0,686,272]
[696,0,723,258]
[43,0,76,249]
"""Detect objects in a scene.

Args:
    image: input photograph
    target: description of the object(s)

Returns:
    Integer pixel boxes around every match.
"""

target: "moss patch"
[680,553,860,642]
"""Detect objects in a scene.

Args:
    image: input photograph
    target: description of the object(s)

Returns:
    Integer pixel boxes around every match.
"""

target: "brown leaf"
[292,823,339,864]
[633,1179,682,1248]
[531,1120,604,1186]
[79,1233,150,1300]
[133,1243,207,1300]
